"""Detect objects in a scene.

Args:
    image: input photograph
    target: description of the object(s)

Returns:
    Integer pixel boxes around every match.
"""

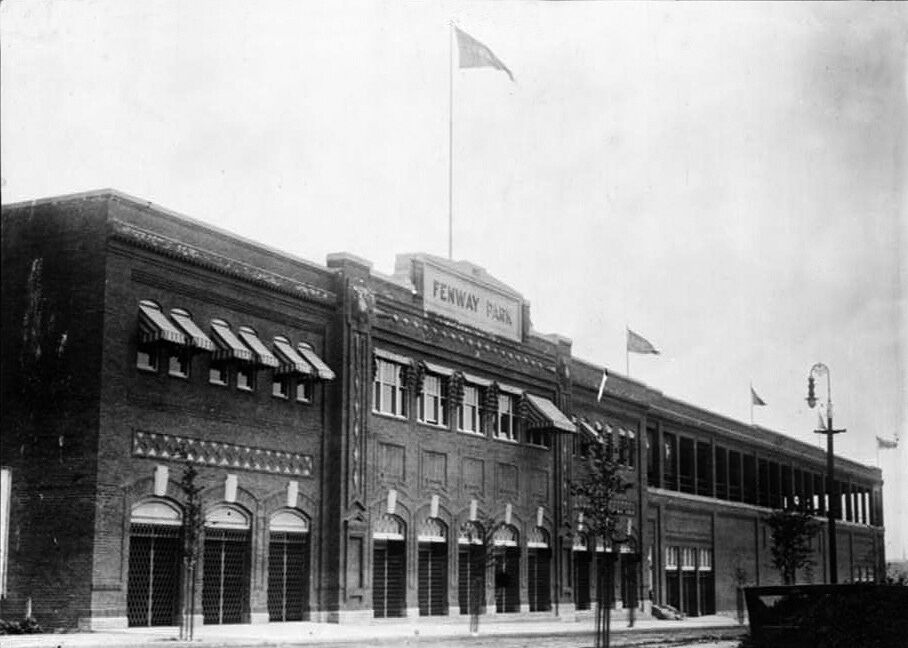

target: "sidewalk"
[2,615,745,648]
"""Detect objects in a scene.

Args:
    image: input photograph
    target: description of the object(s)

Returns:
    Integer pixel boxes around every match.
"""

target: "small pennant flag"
[597,369,608,402]
[751,386,766,407]
[627,328,659,355]
[876,436,898,449]
[455,27,515,82]
[816,409,828,431]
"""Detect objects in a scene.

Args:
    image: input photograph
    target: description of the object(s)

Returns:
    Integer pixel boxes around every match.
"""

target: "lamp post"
[806,363,845,584]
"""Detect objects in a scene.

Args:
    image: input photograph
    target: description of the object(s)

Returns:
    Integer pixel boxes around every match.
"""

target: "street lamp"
[806,363,845,584]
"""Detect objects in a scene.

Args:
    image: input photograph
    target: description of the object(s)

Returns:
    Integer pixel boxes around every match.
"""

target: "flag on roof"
[455,27,515,82]
[751,386,766,407]
[627,328,659,355]
[876,436,898,449]
[597,369,608,402]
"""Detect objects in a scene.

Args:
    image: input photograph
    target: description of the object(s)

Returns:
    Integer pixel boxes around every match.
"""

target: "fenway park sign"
[422,262,522,342]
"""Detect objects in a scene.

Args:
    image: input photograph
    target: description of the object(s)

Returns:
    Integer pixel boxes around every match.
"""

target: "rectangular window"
[742,454,757,505]
[527,429,551,448]
[496,394,515,441]
[418,374,447,426]
[663,433,677,490]
[728,450,742,501]
[137,347,158,372]
[209,364,228,386]
[697,548,712,571]
[715,447,728,500]
[618,429,628,464]
[696,442,712,497]
[237,365,255,391]
[296,380,313,403]
[679,437,695,494]
[681,547,696,571]
[373,359,408,417]
[272,376,290,399]
[665,546,679,569]
[626,429,636,468]
[646,425,659,487]
[458,385,481,434]
[1,467,10,598]
[758,459,770,507]
[167,349,190,378]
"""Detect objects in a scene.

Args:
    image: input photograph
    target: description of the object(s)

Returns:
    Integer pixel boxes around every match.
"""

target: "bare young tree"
[765,506,820,585]
[178,458,204,640]
[571,436,635,648]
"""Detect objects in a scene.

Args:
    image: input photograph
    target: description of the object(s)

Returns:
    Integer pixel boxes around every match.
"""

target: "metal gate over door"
[127,523,181,627]
[203,506,251,625]
[492,525,520,613]
[458,544,485,615]
[373,540,406,617]
[267,510,311,622]
[417,542,448,616]
[527,548,552,612]
[573,549,591,611]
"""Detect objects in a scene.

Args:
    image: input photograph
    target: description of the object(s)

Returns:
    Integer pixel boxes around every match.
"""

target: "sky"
[2,1,906,559]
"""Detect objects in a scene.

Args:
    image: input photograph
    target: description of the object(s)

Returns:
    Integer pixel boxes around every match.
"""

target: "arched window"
[492,525,520,613]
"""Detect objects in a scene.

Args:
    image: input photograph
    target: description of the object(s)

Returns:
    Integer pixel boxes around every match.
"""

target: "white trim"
[374,348,411,365]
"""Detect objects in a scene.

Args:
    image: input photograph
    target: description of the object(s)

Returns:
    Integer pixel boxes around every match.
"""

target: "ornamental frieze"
[132,430,313,477]
[110,219,334,305]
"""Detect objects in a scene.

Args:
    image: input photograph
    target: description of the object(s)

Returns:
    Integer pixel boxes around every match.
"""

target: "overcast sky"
[2,1,906,558]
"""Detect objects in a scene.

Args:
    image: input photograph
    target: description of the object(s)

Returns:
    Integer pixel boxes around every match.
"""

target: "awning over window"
[138,301,186,346]
[272,337,314,377]
[238,327,279,368]
[577,419,600,442]
[297,343,335,381]
[422,361,455,377]
[461,372,492,388]
[210,319,254,363]
[524,393,576,433]
[498,382,523,396]
[170,309,214,352]
[374,348,411,365]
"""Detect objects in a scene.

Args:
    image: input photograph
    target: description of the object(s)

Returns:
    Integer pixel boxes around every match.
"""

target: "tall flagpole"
[448,21,454,260]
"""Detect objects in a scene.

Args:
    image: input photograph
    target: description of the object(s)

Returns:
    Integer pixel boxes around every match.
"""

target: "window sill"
[137,365,158,374]
[417,420,450,431]
[168,372,189,380]
[493,436,519,445]
[209,380,228,387]
[237,386,255,393]
[372,410,409,422]
[457,429,485,438]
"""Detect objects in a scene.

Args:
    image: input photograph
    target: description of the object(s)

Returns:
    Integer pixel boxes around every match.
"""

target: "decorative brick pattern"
[132,430,313,477]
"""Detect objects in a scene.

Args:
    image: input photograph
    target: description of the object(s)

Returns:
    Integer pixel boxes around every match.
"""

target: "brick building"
[0,190,885,629]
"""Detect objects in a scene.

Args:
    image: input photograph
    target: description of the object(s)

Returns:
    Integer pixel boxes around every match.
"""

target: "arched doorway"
[573,533,592,611]
[492,525,520,613]
[527,527,552,612]
[417,518,448,616]
[457,521,485,615]
[267,510,310,621]
[203,505,251,625]
[372,514,406,618]
[127,500,182,627]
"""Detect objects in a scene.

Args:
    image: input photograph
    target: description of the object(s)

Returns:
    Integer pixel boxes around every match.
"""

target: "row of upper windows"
[135,300,333,403]
[573,419,637,468]
[372,357,549,448]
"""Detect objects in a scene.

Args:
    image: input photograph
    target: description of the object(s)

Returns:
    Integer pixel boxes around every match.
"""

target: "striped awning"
[138,301,186,345]
[374,348,411,365]
[577,419,600,442]
[422,361,455,377]
[461,372,492,388]
[497,382,523,396]
[238,327,279,368]
[272,337,314,376]
[524,393,576,433]
[210,319,254,363]
[297,343,335,381]
[170,309,214,352]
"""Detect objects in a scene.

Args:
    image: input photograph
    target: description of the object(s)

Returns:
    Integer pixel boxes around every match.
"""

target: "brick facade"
[1,190,885,629]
